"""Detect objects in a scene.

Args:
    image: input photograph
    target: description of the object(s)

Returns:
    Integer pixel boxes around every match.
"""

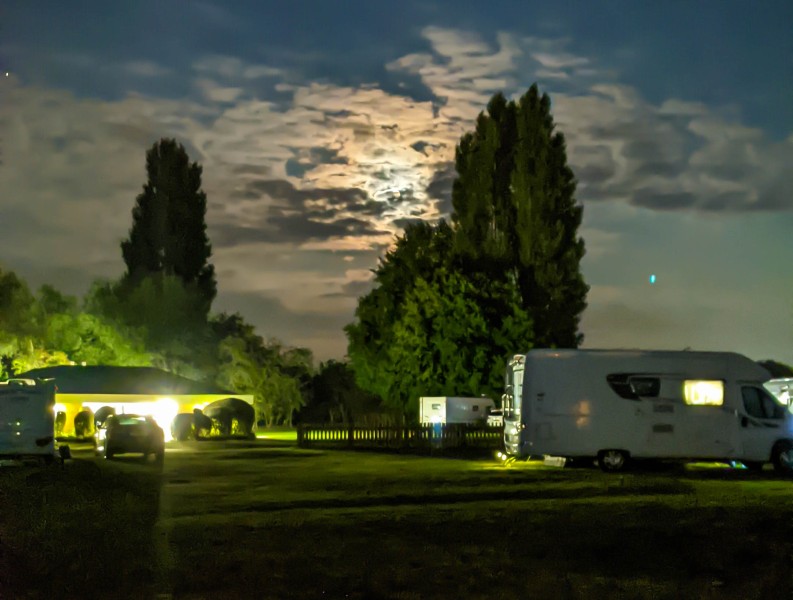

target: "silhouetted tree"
[121,138,216,316]
[452,85,588,347]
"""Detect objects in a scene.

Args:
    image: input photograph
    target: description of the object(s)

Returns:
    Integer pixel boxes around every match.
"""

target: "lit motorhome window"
[683,380,724,406]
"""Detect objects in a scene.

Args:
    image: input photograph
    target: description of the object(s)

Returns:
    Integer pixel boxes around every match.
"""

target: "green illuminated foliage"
[383,269,532,417]
[217,336,305,427]
[46,312,151,367]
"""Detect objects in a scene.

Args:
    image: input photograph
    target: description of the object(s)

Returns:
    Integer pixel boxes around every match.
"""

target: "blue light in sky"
[649,274,656,284]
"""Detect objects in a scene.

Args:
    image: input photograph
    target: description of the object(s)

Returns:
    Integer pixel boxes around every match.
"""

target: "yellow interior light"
[684,380,724,406]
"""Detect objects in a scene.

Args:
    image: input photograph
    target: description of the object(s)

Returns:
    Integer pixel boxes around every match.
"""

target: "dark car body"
[96,414,164,461]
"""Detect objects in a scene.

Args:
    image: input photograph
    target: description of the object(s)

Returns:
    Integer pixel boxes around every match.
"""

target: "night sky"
[2,1,792,364]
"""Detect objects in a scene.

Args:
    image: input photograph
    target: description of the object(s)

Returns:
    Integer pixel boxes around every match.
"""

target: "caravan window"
[741,387,786,420]
[629,377,660,398]
[607,374,659,400]
[683,380,724,406]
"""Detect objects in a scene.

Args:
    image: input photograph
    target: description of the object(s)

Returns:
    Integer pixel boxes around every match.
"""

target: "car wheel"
[771,441,793,474]
[598,449,629,473]
[104,446,114,460]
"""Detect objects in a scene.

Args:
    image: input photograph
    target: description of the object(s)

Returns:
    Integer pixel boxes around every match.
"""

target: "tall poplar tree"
[121,138,217,316]
[452,84,588,347]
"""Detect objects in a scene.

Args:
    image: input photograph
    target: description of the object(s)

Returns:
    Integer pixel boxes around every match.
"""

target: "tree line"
[1,84,593,425]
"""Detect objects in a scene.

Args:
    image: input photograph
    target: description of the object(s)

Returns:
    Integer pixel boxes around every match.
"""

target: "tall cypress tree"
[121,138,217,316]
[451,84,588,347]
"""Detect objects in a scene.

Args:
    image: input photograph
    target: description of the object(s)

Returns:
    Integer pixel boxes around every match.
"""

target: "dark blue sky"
[1,0,792,362]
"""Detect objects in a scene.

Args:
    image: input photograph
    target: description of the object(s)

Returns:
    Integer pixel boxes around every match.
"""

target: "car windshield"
[114,416,149,426]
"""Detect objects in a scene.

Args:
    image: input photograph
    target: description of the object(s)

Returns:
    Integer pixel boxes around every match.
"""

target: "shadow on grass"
[0,458,165,600]
[189,477,694,516]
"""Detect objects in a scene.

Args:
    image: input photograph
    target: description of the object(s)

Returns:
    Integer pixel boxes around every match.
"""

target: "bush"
[171,413,195,441]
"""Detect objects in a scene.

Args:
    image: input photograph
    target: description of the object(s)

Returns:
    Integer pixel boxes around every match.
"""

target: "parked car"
[96,414,164,462]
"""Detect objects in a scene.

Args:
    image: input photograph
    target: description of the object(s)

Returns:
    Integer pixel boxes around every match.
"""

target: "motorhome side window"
[741,387,786,420]
[606,374,660,400]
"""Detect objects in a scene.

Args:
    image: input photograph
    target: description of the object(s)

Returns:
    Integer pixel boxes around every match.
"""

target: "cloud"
[195,78,244,103]
[123,61,172,77]
[553,85,793,213]
[3,24,792,362]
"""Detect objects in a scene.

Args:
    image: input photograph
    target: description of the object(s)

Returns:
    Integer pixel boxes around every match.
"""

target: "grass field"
[1,441,792,599]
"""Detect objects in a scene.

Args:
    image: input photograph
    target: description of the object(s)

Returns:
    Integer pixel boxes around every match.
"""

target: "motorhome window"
[473,405,479,411]
[606,374,640,400]
[683,380,724,406]
[742,387,786,420]
[431,404,441,410]
[629,377,660,398]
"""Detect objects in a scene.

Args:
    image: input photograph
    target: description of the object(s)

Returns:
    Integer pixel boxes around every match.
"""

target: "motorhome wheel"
[598,450,628,473]
[771,441,793,474]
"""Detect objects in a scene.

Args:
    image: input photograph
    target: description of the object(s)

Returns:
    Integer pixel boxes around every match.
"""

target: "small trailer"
[501,349,793,473]
[419,396,494,425]
[0,378,60,465]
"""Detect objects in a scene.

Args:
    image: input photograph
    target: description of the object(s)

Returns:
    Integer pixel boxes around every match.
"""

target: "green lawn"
[1,444,792,599]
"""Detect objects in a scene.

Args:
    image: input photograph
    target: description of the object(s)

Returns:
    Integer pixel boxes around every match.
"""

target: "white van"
[502,350,793,473]
[0,378,58,464]
[419,397,494,425]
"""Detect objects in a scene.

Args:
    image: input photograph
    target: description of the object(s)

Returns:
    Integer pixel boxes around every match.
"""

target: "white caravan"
[420,396,494,425]
[502,350,793,473]
[0,378,58,464]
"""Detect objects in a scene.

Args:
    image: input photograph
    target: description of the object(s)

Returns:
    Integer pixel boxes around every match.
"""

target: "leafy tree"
[36,285,78,318]
[0,267,41,342]
[45,312,151,367]
[346,220,454,402]
[86,275,212,378]
[217,337,304,427]
[120,138,217,317]
[302,360,382,424]
[758,360,793,378]
[384,269,532,417]
[0,267,48,376]
[452,85,588,347]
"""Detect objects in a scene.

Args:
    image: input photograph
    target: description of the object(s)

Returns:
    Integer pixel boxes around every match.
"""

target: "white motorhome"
[0,378,58,464]
[420,396,494,425]
[502,350,793,473]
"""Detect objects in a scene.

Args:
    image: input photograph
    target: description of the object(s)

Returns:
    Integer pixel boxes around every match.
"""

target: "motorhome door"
[737,385,788,461]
